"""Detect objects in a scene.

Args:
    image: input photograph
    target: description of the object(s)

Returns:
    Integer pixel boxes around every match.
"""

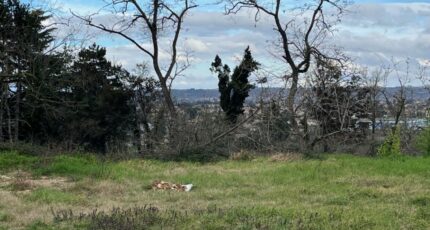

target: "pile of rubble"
[151,180,193,192]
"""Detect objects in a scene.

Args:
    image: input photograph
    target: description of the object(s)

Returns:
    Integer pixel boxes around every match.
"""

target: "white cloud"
[418,58,430,67]
[48,1,430,88]
[184,38,210,52]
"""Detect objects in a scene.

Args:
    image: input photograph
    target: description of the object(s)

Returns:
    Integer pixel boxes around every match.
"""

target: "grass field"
[0,151,429,229]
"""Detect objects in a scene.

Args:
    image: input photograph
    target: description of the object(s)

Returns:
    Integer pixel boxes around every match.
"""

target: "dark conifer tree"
[0,0,55,142]
[211,47,259,123]
[66,44,133,152]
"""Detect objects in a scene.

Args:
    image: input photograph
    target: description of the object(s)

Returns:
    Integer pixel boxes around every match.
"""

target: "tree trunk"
[394,99,405,127]
[6,103,12,143]
[371,92,377,134]
[0,83,4,142]
[286,71,308,152]
[14,81,21,142]
[159,79,176,117]
[0,92,3,142]
[286,71,299,131]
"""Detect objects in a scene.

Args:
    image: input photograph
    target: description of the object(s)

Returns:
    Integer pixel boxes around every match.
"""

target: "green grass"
[34,155,112,180]
[25,187,82,205]
[0,151,38,172]
[25,220,56,230]
[0,211,13,222]
[0,150,430,229]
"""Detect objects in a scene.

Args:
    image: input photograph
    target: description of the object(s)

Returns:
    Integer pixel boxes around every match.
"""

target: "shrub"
[377,126,402,157]
[415,127,430,157]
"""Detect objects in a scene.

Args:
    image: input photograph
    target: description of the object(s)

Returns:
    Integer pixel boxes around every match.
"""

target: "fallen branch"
[202,107,261,147]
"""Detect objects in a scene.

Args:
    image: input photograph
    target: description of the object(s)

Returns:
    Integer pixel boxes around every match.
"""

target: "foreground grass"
[0,151,429,229]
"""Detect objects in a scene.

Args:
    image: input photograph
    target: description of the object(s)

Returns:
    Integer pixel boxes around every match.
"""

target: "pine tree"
[66,44,133,152]
[0,0,55,142]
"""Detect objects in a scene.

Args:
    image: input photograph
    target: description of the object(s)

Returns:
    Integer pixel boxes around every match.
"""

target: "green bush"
[416,127,430,157]
[377,126,402,157]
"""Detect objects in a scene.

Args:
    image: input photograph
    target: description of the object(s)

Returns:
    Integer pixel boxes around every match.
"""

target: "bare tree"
[225,0,348,146]
[73,0,197,116]
[303,58,371,152]
[381,60,412,128]
[363,67,389,134]
[418,64,429,95]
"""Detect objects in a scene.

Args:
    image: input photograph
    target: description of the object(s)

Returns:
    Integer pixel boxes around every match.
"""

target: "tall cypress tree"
[211,47,259,123]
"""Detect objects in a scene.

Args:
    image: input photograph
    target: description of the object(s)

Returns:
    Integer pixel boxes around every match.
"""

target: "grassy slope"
[0,151,429,229]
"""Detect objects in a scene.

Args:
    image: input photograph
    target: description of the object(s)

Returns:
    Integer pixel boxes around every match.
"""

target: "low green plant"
[377,126,402,157]
[416,127,430,157]
[411,196,430,207]
[25,220,54,230]
[0,211,13,222]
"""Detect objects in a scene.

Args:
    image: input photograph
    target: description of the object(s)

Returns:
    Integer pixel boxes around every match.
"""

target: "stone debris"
[151,180,193,192]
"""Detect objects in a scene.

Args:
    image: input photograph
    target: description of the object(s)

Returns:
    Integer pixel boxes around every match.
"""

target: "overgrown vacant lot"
[0,151,429,229]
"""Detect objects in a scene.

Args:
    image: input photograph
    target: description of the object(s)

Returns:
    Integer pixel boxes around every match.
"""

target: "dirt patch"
[269,152,303,162]
[0,171,72,191]
[354,178,396,189]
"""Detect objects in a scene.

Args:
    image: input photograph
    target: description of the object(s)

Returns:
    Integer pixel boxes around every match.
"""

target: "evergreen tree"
[20,48,74,143]
[0,0,55,141]
[211,47,259,123]
[66,44,133,152]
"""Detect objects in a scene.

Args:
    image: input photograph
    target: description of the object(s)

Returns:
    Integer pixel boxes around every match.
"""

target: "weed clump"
[415,127,430,157]
[51,206,293,229]
[229,150,255,161]
[52,206,162,230]
[378,126,402,157]
[9,175,33,191]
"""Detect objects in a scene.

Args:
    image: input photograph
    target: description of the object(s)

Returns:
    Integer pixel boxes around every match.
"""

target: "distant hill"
[172,87,430,103]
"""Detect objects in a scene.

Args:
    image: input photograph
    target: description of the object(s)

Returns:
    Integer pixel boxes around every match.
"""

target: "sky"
[29,0,430,88]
